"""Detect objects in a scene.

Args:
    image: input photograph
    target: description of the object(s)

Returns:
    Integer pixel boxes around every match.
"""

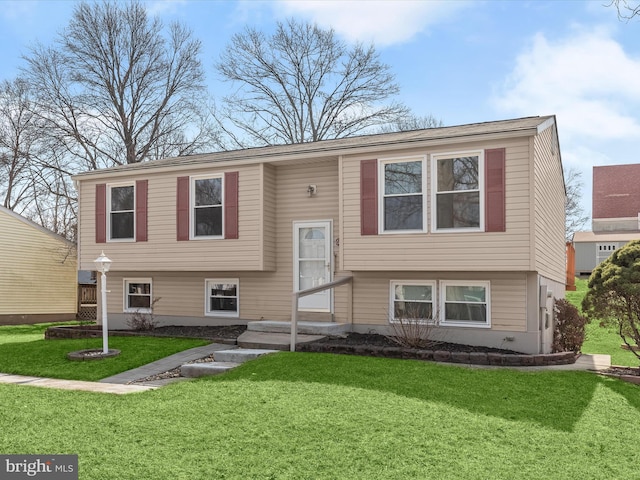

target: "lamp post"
[94,251,112,354]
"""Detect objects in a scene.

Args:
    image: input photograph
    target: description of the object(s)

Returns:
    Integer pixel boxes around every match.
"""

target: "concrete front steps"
[180,348,278,378]
[236,320,349,350]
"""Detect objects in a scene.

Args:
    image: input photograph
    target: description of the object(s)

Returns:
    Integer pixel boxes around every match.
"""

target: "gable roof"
[593,163,640,220]
[73,115,557,180]
[0,205,75,247]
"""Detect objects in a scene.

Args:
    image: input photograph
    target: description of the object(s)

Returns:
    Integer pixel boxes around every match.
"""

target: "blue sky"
[1,0,638,220]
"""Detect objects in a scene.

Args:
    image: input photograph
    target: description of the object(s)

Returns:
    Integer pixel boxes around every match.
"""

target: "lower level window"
[206,279,239,317]
[440,281,490,327]
[390,281,435,322]
[124,278,152,312]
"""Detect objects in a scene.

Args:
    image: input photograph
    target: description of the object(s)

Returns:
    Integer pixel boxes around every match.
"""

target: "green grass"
[0,322,209,380]
[0,353,638,479]
[0,321,82,345]
[566,278,639,366]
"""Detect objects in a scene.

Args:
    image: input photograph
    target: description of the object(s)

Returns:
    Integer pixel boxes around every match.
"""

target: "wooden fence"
[77,284,97,320]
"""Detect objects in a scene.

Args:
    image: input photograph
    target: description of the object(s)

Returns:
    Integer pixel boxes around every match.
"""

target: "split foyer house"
[73,115,566,354]
[573,163,640,276]
[0,205,77,324]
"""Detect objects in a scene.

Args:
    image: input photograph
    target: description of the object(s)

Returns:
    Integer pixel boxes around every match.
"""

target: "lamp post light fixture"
[94,251,112,354]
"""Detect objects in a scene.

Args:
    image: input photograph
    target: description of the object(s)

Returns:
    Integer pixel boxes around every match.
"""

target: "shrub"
[552,298,587,353]
[387,303,441,349]
[126,297,161,331]
[582,240,640,364]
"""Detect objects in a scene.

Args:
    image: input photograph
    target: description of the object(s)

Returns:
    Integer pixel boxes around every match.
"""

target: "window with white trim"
[108,184,135,240]
[379,158,426,232]
[433,152,482,231]
[440,281,490,327]
[205,279,239,317]
[389,281,435,322]
[192,175,223,238]
[124,278,152,313]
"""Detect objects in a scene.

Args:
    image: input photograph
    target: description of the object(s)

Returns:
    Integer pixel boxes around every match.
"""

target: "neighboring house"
[73,115,565,354]
[573,164,640,276]
[0,206,77,324]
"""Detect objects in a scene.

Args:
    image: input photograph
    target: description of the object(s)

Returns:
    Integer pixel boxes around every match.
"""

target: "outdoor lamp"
[94,250,112,273]
[94,251,112,354]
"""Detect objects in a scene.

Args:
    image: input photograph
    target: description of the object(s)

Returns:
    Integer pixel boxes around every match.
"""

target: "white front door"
[294,221,332,311]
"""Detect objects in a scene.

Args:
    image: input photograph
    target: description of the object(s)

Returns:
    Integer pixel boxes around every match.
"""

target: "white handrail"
[291,275,353,352]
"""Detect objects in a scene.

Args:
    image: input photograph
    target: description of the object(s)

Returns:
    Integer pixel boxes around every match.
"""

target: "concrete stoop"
[237,331,325,350]
[247,320,350,336]
[180,349,278,378]
[237,320,348,350]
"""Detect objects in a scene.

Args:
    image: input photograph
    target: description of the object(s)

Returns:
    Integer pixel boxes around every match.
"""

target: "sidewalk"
[0,343,234,394]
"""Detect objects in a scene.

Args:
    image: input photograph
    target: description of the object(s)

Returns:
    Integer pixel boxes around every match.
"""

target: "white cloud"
[493,27,640,141]
[274,0,466,46]
[145,0,188,17]
[0,1,36,20]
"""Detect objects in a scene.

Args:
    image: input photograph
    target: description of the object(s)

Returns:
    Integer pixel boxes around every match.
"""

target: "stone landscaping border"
[298,343,578,367]
[44,325,237,345]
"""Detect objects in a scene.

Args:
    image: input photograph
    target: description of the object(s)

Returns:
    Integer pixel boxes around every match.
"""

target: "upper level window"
[192,176,223,238]
[109,184,135,240]
[380,158,425,232]
[434,152,482,231]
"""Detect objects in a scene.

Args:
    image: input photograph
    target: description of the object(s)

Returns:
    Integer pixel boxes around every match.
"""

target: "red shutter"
[224,171,239,239]
[176,176,190,241]
[485,148,506,232]
[95,184,107,243]
[360,160,378,235]
[135,180,148,242]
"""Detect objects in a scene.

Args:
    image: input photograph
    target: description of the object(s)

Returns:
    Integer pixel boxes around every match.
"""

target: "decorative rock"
[67,349,121,361]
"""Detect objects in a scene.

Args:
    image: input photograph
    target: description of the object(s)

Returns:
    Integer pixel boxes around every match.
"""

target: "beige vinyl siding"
[341,138,532,271]
[533,125,565,282]
[79,164,264,271]
[103,159,348,323]
[351,271,527,331]
[0,210,77,315]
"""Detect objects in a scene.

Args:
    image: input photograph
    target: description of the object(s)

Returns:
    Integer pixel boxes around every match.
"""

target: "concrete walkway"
[0,373,155,394]
[99,342,233,386]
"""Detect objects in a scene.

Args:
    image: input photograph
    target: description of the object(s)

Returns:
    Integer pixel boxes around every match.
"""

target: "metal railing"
[290,275,353,352]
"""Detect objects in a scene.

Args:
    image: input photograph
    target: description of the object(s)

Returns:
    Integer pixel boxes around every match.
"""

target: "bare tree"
[565,166,589,240]
[23,0,217,169]
[378,113,443,133]
[0,78,41,212]
[608,0,640,20]
[215,18,409,147]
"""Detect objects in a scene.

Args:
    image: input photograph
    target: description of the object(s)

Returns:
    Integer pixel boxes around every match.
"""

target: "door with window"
[294,221,332,311]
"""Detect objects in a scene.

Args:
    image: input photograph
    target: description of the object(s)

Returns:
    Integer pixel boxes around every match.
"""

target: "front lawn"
[0,353,637,479]
[0,329,209,381]
[0,321,81,345]
[566,278,639,366]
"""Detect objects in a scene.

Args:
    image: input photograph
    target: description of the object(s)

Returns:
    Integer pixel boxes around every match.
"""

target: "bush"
[387,304,441,349]
[126,297,161,331]
[582,240,640,364]
[552,298,587,353]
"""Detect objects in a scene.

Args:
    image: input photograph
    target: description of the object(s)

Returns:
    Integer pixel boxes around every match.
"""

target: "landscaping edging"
[298,342,578,367]
[44,325,237,345]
